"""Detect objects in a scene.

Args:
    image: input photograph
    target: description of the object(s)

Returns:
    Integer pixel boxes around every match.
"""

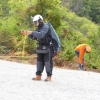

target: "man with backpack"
[21,14,59,81]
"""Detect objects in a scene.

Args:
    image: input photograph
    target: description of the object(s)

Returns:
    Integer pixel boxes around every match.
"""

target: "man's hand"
[21,30,27,37]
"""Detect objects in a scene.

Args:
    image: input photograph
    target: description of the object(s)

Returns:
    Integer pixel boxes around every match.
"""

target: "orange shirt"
[75,44,88,64]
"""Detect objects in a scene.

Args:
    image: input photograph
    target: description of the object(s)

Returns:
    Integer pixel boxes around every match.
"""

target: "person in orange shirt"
[75,44,91,70]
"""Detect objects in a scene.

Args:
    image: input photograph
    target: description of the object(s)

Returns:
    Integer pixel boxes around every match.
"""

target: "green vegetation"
[67,0,100,24]
[0,0,100,69]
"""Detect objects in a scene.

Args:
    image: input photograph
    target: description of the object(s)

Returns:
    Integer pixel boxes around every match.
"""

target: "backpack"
[45,22,61,53]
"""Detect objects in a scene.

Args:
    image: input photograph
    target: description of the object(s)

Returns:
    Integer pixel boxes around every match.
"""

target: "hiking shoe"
[79,64,84,71]
[79,66,84,71]
[32,75,41,81]
[44,76,51,82]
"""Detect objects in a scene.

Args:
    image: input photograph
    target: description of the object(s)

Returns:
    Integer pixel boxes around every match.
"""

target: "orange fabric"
[75,44,88,64]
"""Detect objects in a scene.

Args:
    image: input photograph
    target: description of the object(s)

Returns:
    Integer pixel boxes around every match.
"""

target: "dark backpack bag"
[45,22,61,53]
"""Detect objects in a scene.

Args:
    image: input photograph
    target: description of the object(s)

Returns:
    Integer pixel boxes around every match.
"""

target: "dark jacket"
[29,23,51,46]
[33,23,49,39]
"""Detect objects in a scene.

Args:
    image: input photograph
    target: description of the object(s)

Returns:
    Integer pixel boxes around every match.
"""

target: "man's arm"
[79,51,84,64]
[21,24,49,39]
[21,30,33,35]
[32,25,49,39]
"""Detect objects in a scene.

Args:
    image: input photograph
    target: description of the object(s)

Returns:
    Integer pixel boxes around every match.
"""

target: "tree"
[89,0,100,23]
[68,0,100,24]
[26,0,64,29]
[0,0,10,16]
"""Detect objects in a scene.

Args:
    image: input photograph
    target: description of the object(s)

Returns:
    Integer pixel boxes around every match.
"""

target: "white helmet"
[32,14,43,22]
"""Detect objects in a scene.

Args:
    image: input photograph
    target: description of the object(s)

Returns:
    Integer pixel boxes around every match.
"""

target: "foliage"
[0,46,7,54]
[67,0,100,24]
[89,0,100,23]
[85,27,100,69]
[0,0,9,15]
[0,31,16,53]
[25,0,65,29]
[0,0,100,70]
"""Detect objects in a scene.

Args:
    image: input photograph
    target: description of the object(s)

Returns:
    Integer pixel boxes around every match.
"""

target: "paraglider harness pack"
[45,22,61,54]
[36,22,61,56]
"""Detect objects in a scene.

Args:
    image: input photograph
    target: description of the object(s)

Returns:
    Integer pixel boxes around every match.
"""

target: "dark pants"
[75,50,79,57]
[36,47,54,77]
[75,50,84,70]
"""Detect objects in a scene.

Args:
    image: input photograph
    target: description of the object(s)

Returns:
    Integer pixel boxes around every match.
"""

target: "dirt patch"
[0,54,100,73]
